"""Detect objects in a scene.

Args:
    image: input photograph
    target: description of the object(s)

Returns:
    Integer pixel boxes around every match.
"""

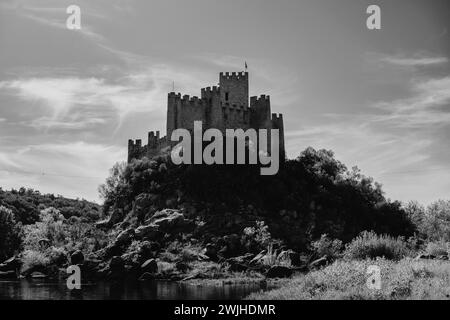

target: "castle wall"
[176,95,205,133]
[271,113,285,159]
[222,104,250,130]
[201,86,222,130]
[166,92,180,140]
[250,95,272,130]
[128,139,146,163]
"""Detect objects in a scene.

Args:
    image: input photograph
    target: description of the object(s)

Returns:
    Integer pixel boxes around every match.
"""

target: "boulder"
[133,193,154,220]
[229,263,248,272]
[149,209,183,225]
[95,219,110,229]
[135,224,161,240]
[109,256,125,273]
[81,259,102,276]
[278,250,301,266]
[107,256,125,280]
[115,228,135,245]
[249,250,267,265]
[70,250,84,265]
[129,241,157,264]
[309,256,329,269]
[146,209,194,233]
[104,243,124,258]
[21,265,49,278]
[141,259,158,274]
[415,254,436,260]
[50,250,68,267]
[0,256,21,272]
[138,272,154,281]
[96,209,124,229]
[0,270,17,279]
[227,253,254,265]
[204,243,217,260]
[266,266,293,278]
[175,261,189,272]
[219,234,241,257]
[31,272,47,279]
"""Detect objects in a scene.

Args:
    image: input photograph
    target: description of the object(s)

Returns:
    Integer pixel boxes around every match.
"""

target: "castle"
[128,71,285,162]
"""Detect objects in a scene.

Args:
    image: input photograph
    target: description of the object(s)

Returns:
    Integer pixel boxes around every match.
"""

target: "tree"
[423,200,450,241]
[403,200,425,234]
[98,161,129,214]
[0,206,22,261]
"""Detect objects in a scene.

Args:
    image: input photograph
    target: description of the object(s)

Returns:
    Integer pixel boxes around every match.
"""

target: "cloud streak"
[380,55,448,67]
[371,76,450,128]
[0,65,201,130]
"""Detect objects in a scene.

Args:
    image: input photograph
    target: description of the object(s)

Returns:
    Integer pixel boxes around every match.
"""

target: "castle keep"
[128,72,285,162]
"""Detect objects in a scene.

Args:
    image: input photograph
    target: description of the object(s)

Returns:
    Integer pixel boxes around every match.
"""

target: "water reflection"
[0,279,268,300]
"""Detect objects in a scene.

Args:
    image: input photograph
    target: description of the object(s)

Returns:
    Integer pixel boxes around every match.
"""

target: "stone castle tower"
[128,71,285,162]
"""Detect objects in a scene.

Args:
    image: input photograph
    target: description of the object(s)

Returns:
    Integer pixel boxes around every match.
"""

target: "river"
[0,279,269,300]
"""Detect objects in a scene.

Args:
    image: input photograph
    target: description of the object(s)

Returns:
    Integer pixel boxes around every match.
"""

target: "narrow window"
[225,92,229,101]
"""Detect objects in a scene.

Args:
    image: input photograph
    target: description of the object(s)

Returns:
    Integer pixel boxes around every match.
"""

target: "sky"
[0,0,449,205]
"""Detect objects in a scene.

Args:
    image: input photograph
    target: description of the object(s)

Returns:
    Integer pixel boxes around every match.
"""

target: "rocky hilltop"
[0,147,415,283]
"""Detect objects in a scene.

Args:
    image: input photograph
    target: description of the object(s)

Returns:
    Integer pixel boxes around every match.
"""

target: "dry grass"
[246,258,450,300]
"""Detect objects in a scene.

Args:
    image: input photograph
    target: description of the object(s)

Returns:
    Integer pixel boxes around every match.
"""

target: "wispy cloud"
[371,76,450,128]
[27,117,106,130]
[380,55,448,67]
[0,62,210,131]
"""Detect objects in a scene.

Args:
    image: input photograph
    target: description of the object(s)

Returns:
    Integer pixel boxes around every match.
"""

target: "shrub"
[422,200,450,242]
[310,234,343,260]
[262,244,292,267]
[22,207,108,257]
[180,247,200,262]
[47,246,68,266]
[242,221,273,252]
[343,231,411,261]
[424,241,449,256]
[21,249,49,272]
[22,208,66,251]
[0,205,22,261]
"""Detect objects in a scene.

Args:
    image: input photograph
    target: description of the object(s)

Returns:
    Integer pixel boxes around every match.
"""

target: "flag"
[245,61,248,70]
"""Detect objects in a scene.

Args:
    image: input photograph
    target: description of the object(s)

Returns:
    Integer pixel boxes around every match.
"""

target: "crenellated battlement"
[201,86,220,96]
[219,71,248,80]
[168,92,182,99]
[271,113,283,121]
[128,71,285,162]
[128,139,142,147]
[250,95,270,104]
[177,95,205,109]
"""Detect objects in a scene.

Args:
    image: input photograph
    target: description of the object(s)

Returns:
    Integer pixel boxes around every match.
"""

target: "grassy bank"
[246,258,450,300]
